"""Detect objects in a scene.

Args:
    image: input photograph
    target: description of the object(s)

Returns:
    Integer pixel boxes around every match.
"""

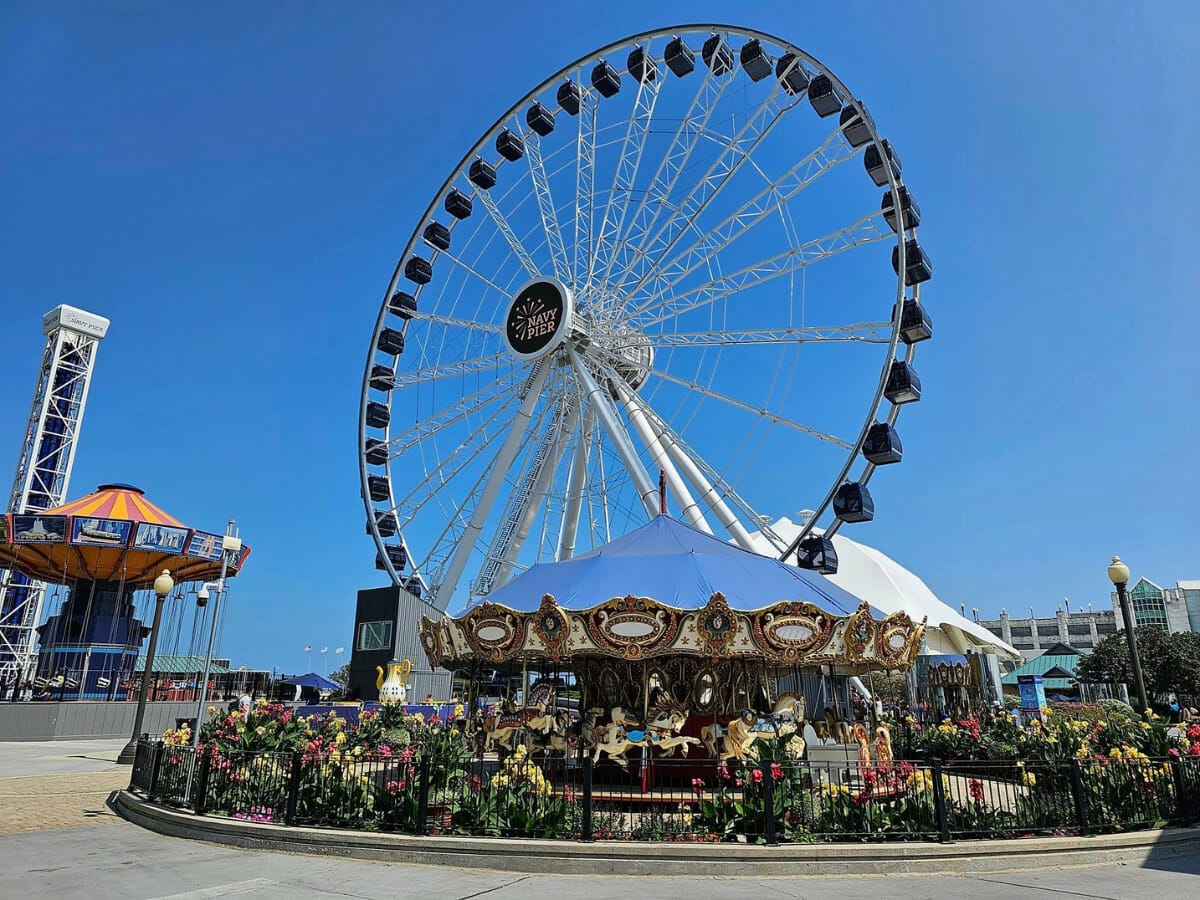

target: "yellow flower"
[352,745,363,757]
[1140,721,1151,731]
[207,705,218,714]
[335,732,347,746]
[256,698,269,708]
[1021,771,1037,787]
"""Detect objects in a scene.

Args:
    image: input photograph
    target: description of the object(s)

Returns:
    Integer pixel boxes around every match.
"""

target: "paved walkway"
[0,739,128,835]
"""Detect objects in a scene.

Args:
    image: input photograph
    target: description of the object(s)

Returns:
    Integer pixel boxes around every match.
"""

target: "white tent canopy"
[748,517,1020,661]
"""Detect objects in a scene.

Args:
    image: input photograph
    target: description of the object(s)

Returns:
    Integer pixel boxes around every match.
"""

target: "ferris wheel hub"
[503,277,574,361]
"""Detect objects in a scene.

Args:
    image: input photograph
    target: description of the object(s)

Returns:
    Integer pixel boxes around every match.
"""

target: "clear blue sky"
[2,2,1198,672]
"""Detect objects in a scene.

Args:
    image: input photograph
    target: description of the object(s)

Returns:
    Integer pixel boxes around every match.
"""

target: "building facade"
[1110,577,1199,634]
[978,608,1118,658]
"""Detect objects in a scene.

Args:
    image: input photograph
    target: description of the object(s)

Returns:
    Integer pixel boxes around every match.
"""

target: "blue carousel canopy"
[281,672,339,691]
[472,515,870,615]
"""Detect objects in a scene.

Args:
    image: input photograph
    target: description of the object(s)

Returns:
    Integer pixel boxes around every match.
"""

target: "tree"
[1075,626,1200,701]
[329,663,351,687]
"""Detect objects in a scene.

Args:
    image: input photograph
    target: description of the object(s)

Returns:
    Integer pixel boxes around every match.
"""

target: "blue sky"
[2,2,1198,672]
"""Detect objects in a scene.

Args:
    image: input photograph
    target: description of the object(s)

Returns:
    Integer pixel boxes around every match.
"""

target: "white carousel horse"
[590,706,699,763]
[483,699,554,751]
[701,693,805,761]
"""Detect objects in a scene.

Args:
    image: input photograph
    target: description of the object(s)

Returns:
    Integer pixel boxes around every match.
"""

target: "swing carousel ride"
[0,483,250,697]
[360,24,934,767]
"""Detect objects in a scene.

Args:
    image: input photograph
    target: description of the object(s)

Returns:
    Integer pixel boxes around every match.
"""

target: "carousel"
[0,483,250,697]
[419,515,924,767]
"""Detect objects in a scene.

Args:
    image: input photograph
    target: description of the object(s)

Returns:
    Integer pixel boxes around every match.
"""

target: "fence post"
[285,751,303,826]
[1170,757,1190,826]
[194,745,212,815]
[416,755,430,836]
[148,741,165,800]
[581,754,594,842]
[1069,759,1090,834]
[763,768,778,846]
[930,759,951,843]
[128,739,143,791]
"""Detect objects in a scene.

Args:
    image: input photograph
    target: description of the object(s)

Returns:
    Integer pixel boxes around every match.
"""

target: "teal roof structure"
[135,654,231,674]
[1001,644,1083,690]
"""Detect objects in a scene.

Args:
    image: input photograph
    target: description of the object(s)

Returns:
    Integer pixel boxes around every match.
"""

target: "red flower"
[718,761,731,781]
[1186,724,1200,742]
[751,769,763,784]
[770,762,783,781]
[969,779,984,802]
[1168,748,1181,758]
[691,777,705,794]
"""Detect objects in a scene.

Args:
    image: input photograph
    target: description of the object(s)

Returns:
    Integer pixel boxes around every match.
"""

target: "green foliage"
[1075,626,1200,701]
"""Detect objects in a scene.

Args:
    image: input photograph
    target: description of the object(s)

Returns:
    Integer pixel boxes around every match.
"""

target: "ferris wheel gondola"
[359,25,932,613]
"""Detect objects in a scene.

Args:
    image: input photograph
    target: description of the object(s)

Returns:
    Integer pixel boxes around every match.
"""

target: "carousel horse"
[853,722,872,769]
[701,695,803,761]
[483,695,557,751]
[874,725,894,769]
[824,707,851,744]
[579,707,605,756]
[591,705,698,764]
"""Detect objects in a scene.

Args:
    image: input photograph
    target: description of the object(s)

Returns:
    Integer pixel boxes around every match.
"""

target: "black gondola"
[422,222,451,251]
[527,102,555,137]
[444,189,472,220]
[881,186,921,232]
[740,39,774,81]
[377,328,405,355]
[591,60,620,97]
[833,482,875,523]
[797,534,838,575]
[839,103,873,147]
[389,290,417,320]
[403,576,424,599]
[557,79,582,115]
[898,299,933,344]
[365,438,388,466]
[376,545,408,571]
[863,422,903,465]
[404,256,432,285]
[496,129,525,161]
[468,159,497,190]
[368,365,393,392]
[665,36,695,77]
[627,45,656,82]
[884,360,922,405]
[367,475,390,503]
[890,238,933,286]
[864,140,903,187]
[776,52,810,95]
[365,401,390,429]
[369,514,397,538]
[702,34,734,75]
[807,74,841,117]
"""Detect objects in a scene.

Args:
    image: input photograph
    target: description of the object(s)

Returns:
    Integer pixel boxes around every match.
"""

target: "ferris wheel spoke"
[620,387,757,549]
[411,311,504,335]
[609,82,799,309]
[622,323,892,351]
[586,62,664,301]
[631,212,890,328]
[385,373,520,458]
[524,130,572,283]
[390,394,521,528]
[572,93,597,291]
[566,346,659,519]
[476,190,541,279]
[435,248,512,297]
[598,62,736,304]
[483,392,581,590]
[431,360,553,609]
[644,125,861,296]
[591,344,851,450]
[387,351,513,391]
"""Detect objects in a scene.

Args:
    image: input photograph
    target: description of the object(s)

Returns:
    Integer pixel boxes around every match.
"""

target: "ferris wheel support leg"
[636,400,757,550]
[432,361,552,610]
[556,409,594,561]
[566,346,660,519]
[610,377,711,534]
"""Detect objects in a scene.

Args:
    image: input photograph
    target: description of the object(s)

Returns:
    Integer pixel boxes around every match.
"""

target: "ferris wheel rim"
[359,24,925,602]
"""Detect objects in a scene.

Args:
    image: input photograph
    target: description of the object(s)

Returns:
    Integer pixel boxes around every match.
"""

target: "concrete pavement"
[0,739,128,835]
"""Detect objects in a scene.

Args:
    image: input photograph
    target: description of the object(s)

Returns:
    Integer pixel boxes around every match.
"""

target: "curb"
[114,791,1200,876]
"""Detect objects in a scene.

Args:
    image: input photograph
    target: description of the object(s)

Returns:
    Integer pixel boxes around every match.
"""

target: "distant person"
[238,692,252,719]
[424,693,435,705]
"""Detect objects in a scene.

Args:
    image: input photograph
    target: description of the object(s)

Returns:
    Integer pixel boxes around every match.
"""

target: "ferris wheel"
[359,25,932,613]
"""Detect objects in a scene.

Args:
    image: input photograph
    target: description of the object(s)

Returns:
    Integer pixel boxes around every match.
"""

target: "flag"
[304,645,312,652]
[335,647,344,654]
[321,647,328,653]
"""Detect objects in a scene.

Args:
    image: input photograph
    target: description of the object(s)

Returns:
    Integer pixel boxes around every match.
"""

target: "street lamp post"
[117,569,175,764]
[1107,555,1149,714]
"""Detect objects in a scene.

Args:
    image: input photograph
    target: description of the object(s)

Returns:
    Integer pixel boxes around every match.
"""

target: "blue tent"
[281,672,339,691]
[470,515,869,615]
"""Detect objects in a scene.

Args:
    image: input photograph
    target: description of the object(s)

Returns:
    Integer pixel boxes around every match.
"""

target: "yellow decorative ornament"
[376,658,412,705]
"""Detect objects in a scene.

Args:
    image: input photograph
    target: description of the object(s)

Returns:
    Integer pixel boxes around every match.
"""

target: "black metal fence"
[128,739,1200,844]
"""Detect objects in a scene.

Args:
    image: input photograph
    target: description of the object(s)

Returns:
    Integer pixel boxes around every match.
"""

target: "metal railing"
[127,739,1200,843]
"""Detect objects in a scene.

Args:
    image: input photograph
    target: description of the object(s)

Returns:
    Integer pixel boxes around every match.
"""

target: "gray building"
[1110,577,1200,634]
[347,585,452,702]
[978,608,1118,659]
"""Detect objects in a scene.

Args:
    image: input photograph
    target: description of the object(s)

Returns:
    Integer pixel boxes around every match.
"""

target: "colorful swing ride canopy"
[0,484,249,586]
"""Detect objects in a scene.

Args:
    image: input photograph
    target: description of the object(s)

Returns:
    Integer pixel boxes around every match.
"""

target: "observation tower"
[0,305,109,685]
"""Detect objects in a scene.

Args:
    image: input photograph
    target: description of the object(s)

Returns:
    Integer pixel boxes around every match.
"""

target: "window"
[357,620,393,652]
